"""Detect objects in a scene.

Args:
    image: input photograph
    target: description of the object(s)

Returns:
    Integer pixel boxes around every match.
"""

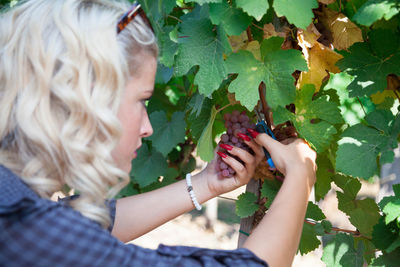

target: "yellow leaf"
[297,42,343,91]
[297,24,343,91]
[297,24,321,50]
[246,40,261,61]
[317,7,363,50]
[371,90,397,104]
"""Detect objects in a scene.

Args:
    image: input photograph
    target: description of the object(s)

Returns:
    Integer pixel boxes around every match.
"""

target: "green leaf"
[273,0,318,29]
[322,220,333,233]
[236,192,259,218]
[188,95,213,140]
[141,167,179,193]
[158,26,179,67]
[139,0,176,23]
[315,155,334,201]
[365,109,394,133]
[174,16,229,96]
[209,1,252,36]
[305,202,326,221]
[372,217,399,250]
[348,205,380,236]
[197,105,218,162]
[225,37,307,110]
[370,248,400,267]
[131,145,168,187]
[260,178,281,208]
[147,111,186,156]
[315,220,333,236]
[236,0,269,21]
[116,181,140,198]
[394,184,400,197]
[337,29,400,97]
[323,72,354,105]
[322,233,364,267]
[155,63,174,84]
[383,199,400,224]
[273,84,343,152]
[298,223,321,255]
[353,0,400,26]
[336,123,389,179]
[333,174,362,198]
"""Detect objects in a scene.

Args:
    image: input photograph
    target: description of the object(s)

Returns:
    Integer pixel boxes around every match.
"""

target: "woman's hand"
[200,136,265,196]
[252,132,317,187]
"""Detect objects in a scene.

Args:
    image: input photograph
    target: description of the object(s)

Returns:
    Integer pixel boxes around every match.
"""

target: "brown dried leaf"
[387,74,400,91]
[227,92,240,105]
[317,7,363,50]
[228,31,248,53]
[263,23,289,39]
[253,160,275,181]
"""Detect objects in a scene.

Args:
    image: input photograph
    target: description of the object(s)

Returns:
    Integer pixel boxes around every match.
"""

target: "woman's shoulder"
[0,165,41,215]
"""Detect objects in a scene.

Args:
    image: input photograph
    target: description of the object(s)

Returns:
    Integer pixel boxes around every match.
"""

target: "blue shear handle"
[255,121,276,169]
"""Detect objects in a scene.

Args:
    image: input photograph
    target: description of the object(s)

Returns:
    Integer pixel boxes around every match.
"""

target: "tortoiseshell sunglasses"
[116,2,154,34]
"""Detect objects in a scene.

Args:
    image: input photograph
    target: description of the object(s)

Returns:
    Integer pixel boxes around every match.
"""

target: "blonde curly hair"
[0,0,158,229]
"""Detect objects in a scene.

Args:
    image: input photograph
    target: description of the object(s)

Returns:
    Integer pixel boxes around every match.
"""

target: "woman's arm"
[112,140,264,243]
[111,171,212,242]
[242,134,317,267]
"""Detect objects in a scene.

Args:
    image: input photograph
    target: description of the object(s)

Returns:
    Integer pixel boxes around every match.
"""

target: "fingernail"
[217,152,228,158]
[237,133,251,142]
[247,128,259,138]
[219,143,233,151]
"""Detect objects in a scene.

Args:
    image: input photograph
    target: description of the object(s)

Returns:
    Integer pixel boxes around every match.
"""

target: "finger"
[245,140,264,158]
[218,143,255,166]
[219,153,247,177]
[249,131,282,153]
[227,145,256,167]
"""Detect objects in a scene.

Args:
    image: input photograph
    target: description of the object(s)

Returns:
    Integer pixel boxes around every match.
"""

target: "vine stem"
[246,26,253,42]
[304,219,372,240]
[356,97,367,116]
[251,22,264,31]
[393,89,400,103]
[216,103,233,113]
[167,15,182,23]
[258,82,272,128]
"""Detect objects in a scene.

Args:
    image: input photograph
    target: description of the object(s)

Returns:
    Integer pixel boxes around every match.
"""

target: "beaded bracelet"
[185,173,202,211]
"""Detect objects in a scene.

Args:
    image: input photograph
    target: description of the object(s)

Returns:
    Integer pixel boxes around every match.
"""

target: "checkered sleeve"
[0,165,268,267]
[1,197,268,267]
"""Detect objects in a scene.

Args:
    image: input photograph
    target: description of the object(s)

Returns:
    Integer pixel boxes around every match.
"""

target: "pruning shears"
[255,109,277,170]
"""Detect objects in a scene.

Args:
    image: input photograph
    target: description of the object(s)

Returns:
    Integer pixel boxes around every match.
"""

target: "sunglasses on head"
[116,2,154,34]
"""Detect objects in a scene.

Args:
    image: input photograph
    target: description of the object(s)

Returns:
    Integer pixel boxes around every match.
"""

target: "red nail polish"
[217,151,228,158]
[247,128,259,138]
[237,133,251,142]
[219,143,233,150]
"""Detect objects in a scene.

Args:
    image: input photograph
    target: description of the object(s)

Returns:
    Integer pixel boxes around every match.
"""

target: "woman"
[0,0,317,266]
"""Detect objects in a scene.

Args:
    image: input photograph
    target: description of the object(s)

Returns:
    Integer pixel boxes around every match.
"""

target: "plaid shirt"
[0,165,268,267]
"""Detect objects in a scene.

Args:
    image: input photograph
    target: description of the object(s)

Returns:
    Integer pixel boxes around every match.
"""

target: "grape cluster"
[216,110,256,178]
